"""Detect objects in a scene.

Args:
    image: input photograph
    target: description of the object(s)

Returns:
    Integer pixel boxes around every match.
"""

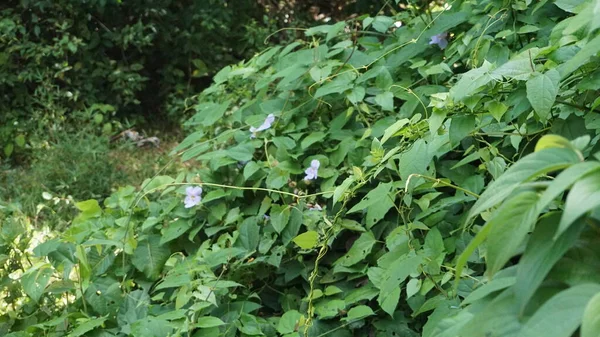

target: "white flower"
[250,114,275,138]
[309,204,322,211]
[304,159,320,180]
[184,186,202,208]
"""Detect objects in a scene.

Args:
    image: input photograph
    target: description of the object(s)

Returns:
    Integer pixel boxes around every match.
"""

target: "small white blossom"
[184,186,202,208]
[304,159,321,181]
[250,114,275,138]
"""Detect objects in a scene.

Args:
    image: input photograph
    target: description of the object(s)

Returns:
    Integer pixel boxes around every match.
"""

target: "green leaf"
[526,69,560,121]
[196,316,226,328]
[455,192,534,290]
[516,214,586,313]
[554,0,586,13]
[75,199,102,220]
[462,276,516,306]
[558,35,600,78]
[450,60,494,102]
[15,134,25,147]
[582,292,600,337]
[347,86,366,104]
[534,134,575,152]
[266,166,290,189]
[486,191,539,276]
[375,92,394,111]
[378,286,401,317]
[536,161,600,212]
[380,118,409,145]
[271,205,291,233]
[557,172,600,238]
[520,284,600,337]
[160,219,192,245]
[468,148,581,221]
[487,101,508,122]
[131,235,171,279]
[301,132,327,149]
[449,115,475,146]
[21,263,53,303]
[343,305,375,321]
[334,232,376,267]
[491,48,539,80]
[68,317,108,337]
[238,218,260,251]
[293,231,319,249]
[348,182,394,214]
[428,109,447,133]
[277,310,303,334]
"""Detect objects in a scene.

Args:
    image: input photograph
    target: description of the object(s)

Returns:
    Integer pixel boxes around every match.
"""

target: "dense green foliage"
[2,0,600,336]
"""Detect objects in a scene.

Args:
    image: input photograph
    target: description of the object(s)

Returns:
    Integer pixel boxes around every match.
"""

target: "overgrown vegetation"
[2,0,600,336]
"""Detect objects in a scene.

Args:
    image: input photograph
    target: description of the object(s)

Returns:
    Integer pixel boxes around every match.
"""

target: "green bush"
[3,0,600,336]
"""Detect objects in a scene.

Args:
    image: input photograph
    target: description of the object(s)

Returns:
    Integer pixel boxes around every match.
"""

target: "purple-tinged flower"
[264,214,270,220]
[304,159,321,181]
[250,114,276,138]
[184,186,203,208]
[429,32,448,50]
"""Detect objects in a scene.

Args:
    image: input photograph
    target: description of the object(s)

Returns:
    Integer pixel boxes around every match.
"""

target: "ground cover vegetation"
[2,0,600,336]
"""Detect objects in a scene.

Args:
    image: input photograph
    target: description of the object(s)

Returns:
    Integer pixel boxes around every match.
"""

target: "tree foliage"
[2,0,600,336]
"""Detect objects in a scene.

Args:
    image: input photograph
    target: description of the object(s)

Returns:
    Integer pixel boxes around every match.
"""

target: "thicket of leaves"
[2,0,600,336]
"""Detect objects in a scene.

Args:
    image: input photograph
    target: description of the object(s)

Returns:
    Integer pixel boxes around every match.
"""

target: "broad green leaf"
[491,48,539,81]
[536,161,600,212]
[15,134,25,147]
[196,316,226,328]
[343,305,375,321]
[428,109,446,133]
[487,101,508,122]
[271,205,291,233]
[75,199,102,220]
[468,147,581,221]
[558,35,600,78]
[21,263,53,303]
[449,115,475,146]
[131,235,171,279]
[238,218,260,251]
[516,214,586,313]
[293,231,319,249]
[526,69,560,121]
[449,61,494,102]
[378,286,401,317]
[557,172,600,238]
[130,317,172,337]
[521,284,600,337]
[486,191,539,276]
[534,134,574,152]
[277,310,303,334]
[347,86,366,104]
[462,276,516,306]
[117,290,150,329]
[582,292,600,337]
[375,92,394,111]
[314,77,353,98]
[458,290,521,337]
[266,166,290,189]
[334,232,376,267]
[282,207,303,246]
[68,317,108,337]
[333,176,355,205]
[160,219,192,245]
[348,182,394,213]
[301,132,327,149]
[455,192,530,290]
[380,118,409,145]
[554,0,587,13]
